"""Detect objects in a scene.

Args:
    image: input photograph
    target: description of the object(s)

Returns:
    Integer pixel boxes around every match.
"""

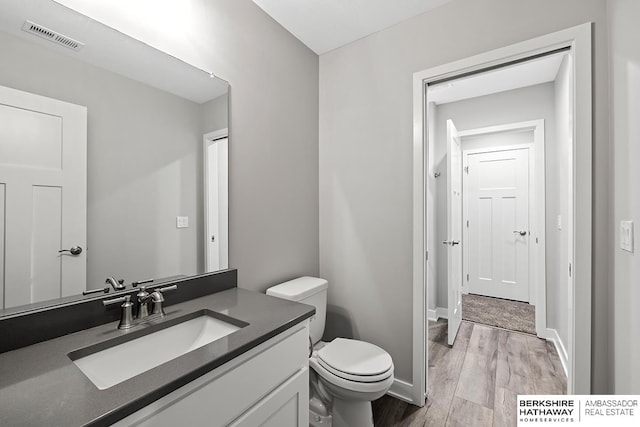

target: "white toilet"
[267,277,394,427]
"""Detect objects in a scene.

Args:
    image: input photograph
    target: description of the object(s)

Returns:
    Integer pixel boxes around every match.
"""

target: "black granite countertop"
[0,288,314,426]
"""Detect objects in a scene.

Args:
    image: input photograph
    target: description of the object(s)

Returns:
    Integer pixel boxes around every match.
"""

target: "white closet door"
[467,147,530,302]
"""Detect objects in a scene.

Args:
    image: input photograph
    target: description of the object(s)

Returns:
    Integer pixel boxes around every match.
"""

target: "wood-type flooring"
[372,320,566,427]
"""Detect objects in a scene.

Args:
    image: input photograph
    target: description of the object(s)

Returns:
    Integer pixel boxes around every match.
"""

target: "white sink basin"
[70,312,246,390]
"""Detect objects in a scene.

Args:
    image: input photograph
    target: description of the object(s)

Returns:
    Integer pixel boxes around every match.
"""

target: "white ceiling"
[0,0,228,103]
[428,52,567,105]
[252,0,452,55]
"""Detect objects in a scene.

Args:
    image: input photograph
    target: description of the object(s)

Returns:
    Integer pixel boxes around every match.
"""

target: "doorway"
[203,129,229,273]
[411,23,592,405]
[432,62,569,397]
[458,120,547,339]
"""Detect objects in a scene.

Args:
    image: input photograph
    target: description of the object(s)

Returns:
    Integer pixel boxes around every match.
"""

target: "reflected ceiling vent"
[22,20,84,51]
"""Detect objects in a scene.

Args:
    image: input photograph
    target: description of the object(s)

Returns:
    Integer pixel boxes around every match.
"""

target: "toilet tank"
[266,277,327,345]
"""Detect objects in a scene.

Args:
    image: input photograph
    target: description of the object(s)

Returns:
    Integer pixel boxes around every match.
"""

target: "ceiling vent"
[22,20,84,51]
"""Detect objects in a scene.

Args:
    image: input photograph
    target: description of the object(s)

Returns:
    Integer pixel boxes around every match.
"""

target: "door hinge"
[569,263,572,277]
[466,219,469,228]
[464,166,469,174]
[426,251,428,260]
[466,274,469,282]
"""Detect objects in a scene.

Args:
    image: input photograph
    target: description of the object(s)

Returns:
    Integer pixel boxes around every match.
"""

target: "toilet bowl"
[266,277,394,427]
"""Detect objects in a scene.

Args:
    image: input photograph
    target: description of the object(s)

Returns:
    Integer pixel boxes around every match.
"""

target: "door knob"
[59,246,83,255]
[513,231,527,236]
[441,240,460,246]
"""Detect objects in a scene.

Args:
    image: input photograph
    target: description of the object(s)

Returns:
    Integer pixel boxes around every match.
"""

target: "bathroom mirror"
[0,0,229,314]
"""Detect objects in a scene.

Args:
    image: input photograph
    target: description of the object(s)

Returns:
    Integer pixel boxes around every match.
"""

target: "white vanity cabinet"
[113,322,309,427]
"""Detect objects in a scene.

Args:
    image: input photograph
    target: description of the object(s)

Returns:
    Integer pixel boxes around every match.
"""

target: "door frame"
[203,128,229,272]
[460,121,546,338]
[412,23,591,404]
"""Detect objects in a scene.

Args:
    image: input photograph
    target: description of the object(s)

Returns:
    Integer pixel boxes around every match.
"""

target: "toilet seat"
[310,338,394,394]
[310,357,394,395]
[317,338,393,383]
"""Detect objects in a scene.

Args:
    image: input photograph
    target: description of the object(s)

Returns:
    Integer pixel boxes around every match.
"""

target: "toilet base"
[332,399,374,427]
[309,393,332,427]
[309,407,332,427]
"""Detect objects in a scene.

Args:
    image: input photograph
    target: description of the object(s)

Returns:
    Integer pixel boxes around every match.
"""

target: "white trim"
[203,128,229,273]
[567,30,588,395]
[411,56,427,407]
[412,23,592,405]
[458,120,547,341]
[545,328,569,379]
[427,307,449,322]
[387,378,414,404]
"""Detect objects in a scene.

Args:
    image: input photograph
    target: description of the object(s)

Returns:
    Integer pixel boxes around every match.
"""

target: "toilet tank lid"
[266,276,328,301]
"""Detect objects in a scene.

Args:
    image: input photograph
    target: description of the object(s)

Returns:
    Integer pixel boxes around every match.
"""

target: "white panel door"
[467,148,529,302]
[0,85,86,308]
[446,120,463,345]
[206,141,220,271]
[205,135,228,272]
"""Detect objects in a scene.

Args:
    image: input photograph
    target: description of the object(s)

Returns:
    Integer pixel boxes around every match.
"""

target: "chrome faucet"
[103,284,177,330]
[136,286,151,319]
[105,276,126,291]
[150,287,174,316]
[103,295,134,329]
[137,285,177,318]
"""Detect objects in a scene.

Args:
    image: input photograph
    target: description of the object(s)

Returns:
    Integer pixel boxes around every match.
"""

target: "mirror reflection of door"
[204,130,229,272]
[0,85,87,309]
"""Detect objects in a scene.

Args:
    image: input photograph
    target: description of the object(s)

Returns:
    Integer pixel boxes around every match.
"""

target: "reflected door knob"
[59,246,83,255]
[513,231,527,236]
[442,240,460,246]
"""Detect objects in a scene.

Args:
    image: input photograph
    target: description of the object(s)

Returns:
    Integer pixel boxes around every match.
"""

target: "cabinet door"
[230,367,308,427]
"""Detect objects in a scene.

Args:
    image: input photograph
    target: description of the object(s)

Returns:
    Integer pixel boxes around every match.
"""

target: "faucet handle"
[157,285,178,294]
[102,294,131,307]
[103,295,135,329]
[150,285,177,316]
[132,278,154,287]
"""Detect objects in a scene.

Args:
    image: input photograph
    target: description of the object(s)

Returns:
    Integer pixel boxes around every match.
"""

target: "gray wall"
[609,0,640,393]
[202,93,229,134]
[0,31,211,288]
[319,0,610,390]
[63,0,321,291]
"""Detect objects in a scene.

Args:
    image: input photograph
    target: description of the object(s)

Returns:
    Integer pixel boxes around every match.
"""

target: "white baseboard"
[545,328,569,378]
[387,378,414,404]
[428,307,448,321]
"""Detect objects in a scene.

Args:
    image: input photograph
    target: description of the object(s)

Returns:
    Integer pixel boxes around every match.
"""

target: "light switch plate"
[176,216,189,228]
[620,220,634,252]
